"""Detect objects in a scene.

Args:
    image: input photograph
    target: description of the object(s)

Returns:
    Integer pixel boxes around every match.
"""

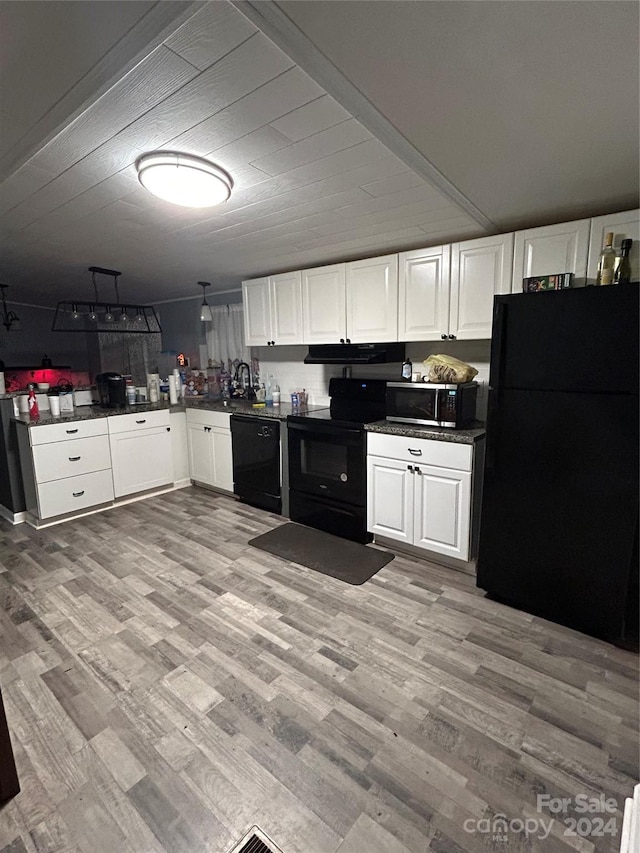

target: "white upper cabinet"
[512,218,591,291]
[398,245,450,341]
[302,263,347,344]
[269,271,303,345]
[450,233,514,340]
[346,254,398,342]
[242,277,271,346]
[587,209,639,286]
[243,272,304,346]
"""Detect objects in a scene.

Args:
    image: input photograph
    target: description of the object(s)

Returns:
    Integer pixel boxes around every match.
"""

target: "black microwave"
[386,381,478,428]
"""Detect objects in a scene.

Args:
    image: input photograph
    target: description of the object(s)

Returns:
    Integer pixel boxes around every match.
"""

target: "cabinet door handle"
[166,427,171,432]
[415,466,422,475]
[68,456,81,462]
[339,338,345,344]
[346,338,351,344]
[448,334,456,340]
[441,334,447,340]
[72,490,85,497]
[408,448,422,456]
[66,428,78,434]
[407,464,414,472]
[136,419,146,424]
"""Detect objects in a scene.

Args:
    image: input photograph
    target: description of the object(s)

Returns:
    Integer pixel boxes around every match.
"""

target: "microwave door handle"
[434,388,444,423]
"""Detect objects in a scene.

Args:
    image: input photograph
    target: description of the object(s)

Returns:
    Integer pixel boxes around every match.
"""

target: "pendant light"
[52,267,162,333]
[199,281,213,322]
[0,284,21,331]
[136,151,233,208]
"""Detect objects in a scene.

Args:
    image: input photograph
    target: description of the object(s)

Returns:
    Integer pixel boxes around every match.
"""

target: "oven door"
[385,382,440,425]
[288,420,365,506]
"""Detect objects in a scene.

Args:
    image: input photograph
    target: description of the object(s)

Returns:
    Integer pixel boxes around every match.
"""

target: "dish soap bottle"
[402,356,412,380]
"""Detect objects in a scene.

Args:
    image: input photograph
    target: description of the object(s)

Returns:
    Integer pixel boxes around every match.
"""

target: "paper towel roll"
[0,373,5,396]
[168,375,178,405]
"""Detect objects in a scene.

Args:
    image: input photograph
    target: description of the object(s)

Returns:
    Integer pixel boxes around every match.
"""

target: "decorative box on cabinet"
[367,432,484,563]
[108,409,172,498]
[512,218,591,291]
[242,271,303,346]
[186,408,233,492]
[587,209,639,285]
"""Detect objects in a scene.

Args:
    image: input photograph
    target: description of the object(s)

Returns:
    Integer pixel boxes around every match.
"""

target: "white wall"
[253,339,491,419]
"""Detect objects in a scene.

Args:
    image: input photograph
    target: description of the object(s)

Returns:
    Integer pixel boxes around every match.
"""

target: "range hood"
[304,342,405,365]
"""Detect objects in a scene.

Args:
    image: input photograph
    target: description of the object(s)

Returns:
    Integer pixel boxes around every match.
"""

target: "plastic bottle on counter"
[27,384,39,420]
[272,384,280,406]
[265,374,273,405]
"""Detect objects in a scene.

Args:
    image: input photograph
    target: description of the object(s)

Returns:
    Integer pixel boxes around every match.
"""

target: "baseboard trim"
[0,503,28,525]
[373,534,477,576]
[24,482,187,529]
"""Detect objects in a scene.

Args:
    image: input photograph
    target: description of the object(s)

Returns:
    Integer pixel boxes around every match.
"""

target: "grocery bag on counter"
[423,354,478,383]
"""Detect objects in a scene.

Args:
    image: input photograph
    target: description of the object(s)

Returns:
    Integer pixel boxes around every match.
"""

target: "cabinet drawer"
[107,408,170,434]
[367,432,472,471]
[185,408,231,430]
[30,418,107,446]
[37,469,114,519]
[32,435,111,483]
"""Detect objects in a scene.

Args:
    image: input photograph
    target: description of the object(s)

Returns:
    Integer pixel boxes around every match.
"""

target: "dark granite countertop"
[183,398,329,421]
[14,401,172,427]
[14,398,330,427]
[365,419,486,444]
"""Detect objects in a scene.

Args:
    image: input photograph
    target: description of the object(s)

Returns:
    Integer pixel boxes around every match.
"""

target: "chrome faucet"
[233,362,255,399]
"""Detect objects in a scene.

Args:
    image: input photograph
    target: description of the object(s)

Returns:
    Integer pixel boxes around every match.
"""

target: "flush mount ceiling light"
[136,151,233,208]
[198,281,214,322]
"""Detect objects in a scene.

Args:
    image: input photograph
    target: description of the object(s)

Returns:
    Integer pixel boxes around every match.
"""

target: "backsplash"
[253,340,491,419]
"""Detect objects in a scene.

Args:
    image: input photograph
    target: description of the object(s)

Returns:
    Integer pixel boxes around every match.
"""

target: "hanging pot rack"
[51,266,162,334]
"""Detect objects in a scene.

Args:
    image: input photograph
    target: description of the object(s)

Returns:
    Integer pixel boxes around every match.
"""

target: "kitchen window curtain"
[205,303,249,366]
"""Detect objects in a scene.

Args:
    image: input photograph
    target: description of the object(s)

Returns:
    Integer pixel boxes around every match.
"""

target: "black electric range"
[287,378,387,542]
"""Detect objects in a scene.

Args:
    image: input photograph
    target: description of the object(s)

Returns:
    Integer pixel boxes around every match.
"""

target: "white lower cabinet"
[186,409,233,492]
[367,432,477,561]
[17,418,115,521]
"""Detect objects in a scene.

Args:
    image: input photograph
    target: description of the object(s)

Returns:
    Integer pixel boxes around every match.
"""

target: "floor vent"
[228,825,283,853]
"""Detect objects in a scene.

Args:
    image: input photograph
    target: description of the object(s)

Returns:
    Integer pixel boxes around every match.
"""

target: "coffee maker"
[95,372,127,408]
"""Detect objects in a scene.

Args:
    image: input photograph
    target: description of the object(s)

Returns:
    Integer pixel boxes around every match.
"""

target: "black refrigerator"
[477,285,639,647]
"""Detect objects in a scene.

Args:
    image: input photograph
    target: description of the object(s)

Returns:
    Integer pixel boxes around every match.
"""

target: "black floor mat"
[248,523,394,584]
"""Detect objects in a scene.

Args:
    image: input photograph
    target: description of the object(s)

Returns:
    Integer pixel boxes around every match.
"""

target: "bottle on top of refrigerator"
[596,232,616,285]
[614,239,633,285]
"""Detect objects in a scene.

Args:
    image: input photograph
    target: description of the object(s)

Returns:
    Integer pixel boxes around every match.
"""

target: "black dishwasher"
[230,415,281,513]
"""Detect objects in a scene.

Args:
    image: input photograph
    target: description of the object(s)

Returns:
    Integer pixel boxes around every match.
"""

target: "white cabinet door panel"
[302,264,346,343]
[37,470,114,519]
[398,246,450,341]
[450,233,513,339]
[110,427,172,498]
[367,455,413,544]
[346,254,398,342]
[414,465,471,560]
[512,218,591,291]
[212,428,233,492]
[187,422,215,486]
[587,209,639,286]
[33,435,111,483]
[242,277,272,346]
[270,270,303,345]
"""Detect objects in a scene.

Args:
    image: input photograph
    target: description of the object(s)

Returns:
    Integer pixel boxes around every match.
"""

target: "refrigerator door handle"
[485,395,499,473]
[491,300,507,390]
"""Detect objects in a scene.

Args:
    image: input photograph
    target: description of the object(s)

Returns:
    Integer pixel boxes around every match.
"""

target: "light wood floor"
[0,487,637,853]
